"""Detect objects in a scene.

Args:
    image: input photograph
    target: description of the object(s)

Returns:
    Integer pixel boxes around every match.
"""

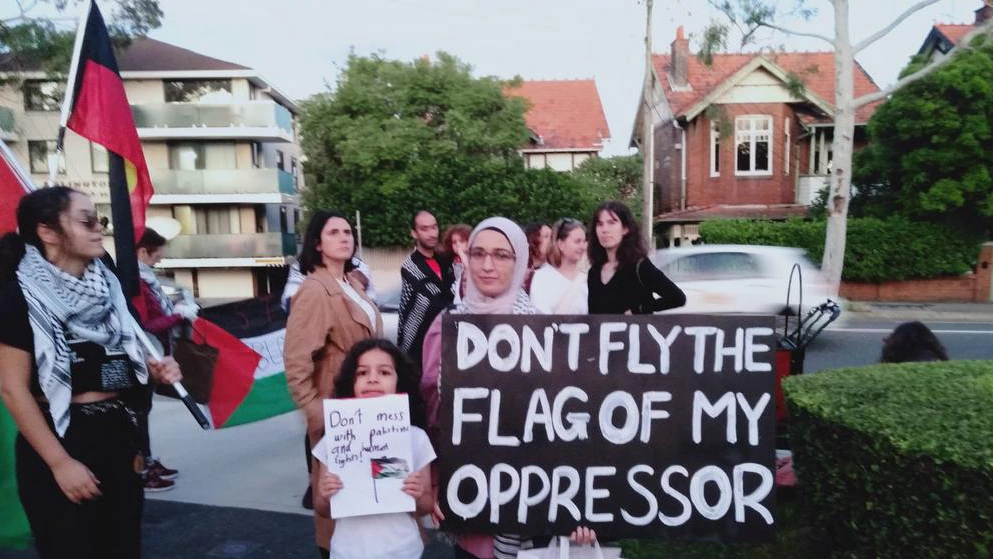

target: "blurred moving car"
[651,245,836,316]
[378,287,401,343]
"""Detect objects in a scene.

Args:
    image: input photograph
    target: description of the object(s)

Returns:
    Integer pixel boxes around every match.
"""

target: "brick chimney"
[671,26,690,88]
[977,0,993,24]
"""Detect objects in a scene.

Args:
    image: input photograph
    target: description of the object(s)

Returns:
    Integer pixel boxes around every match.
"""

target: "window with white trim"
[784,117,791,176]
[735,115,772,176]
[710,122,720,177]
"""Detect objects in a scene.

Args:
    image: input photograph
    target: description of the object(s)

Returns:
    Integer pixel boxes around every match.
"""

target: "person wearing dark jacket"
[587,200,686,314]
[397,210,454,365]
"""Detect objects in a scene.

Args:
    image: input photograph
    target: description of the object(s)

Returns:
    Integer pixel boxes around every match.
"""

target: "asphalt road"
[3,316,991,559]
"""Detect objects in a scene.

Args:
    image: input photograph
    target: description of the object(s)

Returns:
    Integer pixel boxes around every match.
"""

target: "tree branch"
[757,22,835,46]
[854,0,942,54]
[854,21,993,108]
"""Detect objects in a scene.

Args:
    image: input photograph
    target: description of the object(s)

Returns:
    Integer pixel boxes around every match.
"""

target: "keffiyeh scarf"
[139,261,175,315]
[17,246,147,437]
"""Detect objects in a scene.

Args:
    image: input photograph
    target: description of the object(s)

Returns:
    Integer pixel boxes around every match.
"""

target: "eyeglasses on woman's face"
[468,247,516,266]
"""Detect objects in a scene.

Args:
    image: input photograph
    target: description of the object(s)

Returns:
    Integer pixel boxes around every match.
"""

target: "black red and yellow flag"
[60,0,153,298]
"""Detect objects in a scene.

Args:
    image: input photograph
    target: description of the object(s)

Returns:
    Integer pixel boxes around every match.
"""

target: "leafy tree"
[572,155,643,219]
[301,52,600,246]
[700,0,993,293]
[853,36,993,234]
[1,0,163,74]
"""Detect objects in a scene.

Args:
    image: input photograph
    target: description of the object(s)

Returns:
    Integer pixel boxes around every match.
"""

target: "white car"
[651,245,837,317]
[377,288,400,343]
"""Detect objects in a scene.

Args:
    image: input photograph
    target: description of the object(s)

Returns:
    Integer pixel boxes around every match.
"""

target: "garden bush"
[783,361,993,558]
[698,217,979,283]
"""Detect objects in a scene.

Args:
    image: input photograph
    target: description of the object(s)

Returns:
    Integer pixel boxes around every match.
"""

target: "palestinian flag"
[371,457,410,479]
[198,297,296,427]
[60,0,152,298]
[0,142,32,550]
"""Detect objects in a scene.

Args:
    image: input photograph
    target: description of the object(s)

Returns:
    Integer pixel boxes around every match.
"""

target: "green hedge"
[698,217,979,283]
[783,362,993,557]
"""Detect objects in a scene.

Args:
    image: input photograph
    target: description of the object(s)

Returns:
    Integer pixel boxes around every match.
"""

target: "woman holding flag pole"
[0,186,183,558]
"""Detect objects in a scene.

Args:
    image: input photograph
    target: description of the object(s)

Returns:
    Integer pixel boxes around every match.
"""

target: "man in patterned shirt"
[398,210,454,366]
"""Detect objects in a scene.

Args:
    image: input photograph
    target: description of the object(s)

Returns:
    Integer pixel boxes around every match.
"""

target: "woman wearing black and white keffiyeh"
[0,187,182,558]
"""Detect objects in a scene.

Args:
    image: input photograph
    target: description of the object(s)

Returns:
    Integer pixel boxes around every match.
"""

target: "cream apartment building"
[0,38,302,299]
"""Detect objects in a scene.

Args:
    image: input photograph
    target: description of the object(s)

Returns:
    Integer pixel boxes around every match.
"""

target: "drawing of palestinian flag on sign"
[371,457,410,502]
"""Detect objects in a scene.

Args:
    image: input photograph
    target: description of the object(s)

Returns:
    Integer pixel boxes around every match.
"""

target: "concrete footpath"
[845,301,993,322]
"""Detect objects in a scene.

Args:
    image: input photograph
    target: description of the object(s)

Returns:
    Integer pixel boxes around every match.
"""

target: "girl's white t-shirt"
[312,426,436,559]
[529,263,589,315]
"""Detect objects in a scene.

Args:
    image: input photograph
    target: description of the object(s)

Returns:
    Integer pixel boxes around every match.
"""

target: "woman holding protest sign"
[284,210,382,558]
[312,338,435,559]
[0,187,182,558]
[587,201,686,315]
[528,218,589,315]
[420,217,597,558]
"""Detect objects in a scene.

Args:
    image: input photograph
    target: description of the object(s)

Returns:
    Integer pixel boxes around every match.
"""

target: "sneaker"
[147,458,179,481]
[143,471,175,493]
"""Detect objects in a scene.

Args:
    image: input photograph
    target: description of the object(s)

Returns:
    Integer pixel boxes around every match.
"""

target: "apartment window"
[168,141,236,170]
[91,142,109,173]
[280,206,289,233]
[192,206,238,234]
[290,157,298,179]
[784,118,791,176]
[276,151,285,171]
[735,115,772,176]
[23,81,65,111]
[164,80,233,103]
[28,141,65,174]
[250,141,262,169]
[709,122,720,177]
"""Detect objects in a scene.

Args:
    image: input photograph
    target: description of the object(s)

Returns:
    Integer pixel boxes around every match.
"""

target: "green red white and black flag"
[58,0,153,300]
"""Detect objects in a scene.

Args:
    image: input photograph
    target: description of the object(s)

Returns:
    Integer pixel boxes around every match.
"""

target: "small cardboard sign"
[323,394,415,518]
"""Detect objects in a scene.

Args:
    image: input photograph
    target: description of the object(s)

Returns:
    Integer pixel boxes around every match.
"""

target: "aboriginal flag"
[61,0,153,298]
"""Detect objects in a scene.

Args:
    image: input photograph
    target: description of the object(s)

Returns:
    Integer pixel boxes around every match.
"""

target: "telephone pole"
[641,0,655,246]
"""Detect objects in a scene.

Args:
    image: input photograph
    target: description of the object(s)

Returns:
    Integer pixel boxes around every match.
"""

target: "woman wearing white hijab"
[419,217,595,559]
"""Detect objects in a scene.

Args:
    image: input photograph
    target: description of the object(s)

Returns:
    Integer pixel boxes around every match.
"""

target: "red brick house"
[506,79,611,171]
[918,0,992,59]
[631,28,882,247]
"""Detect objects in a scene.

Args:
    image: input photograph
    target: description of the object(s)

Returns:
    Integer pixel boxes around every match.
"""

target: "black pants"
[16,400,144,558]
[134,383,154,460]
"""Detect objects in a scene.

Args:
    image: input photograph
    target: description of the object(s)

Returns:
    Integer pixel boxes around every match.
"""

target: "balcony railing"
[165,233,297,260]
[797,175,829,206]
[131,101,293,141]
[149,168,296,197]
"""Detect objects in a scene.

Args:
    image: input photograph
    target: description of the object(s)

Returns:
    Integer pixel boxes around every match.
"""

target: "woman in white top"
[528,218,589,314]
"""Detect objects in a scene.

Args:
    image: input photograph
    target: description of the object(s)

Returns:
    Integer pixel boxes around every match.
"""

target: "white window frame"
[734,115,773,177]
[784,117,791,176]
[709,122,720,177]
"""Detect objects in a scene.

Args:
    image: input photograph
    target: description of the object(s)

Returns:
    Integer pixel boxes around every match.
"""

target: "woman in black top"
[587,200,686,314]
[0,187,182,558]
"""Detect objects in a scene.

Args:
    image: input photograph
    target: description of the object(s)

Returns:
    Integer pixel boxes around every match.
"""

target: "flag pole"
[58,0,93,141]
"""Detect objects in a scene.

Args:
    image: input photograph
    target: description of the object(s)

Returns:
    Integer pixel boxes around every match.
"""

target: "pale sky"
[66,1,992,154]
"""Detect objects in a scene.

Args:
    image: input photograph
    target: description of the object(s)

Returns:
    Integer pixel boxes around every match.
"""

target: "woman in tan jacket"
[283,210,382,559]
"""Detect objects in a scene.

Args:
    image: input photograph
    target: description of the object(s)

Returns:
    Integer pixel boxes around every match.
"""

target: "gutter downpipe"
[674,120,687,210]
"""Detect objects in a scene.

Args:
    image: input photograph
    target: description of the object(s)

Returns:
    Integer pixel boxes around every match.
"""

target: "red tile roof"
[655,204,810,223]
[506,79,611,151]
[653,51,882,124]
[934,23,977,45]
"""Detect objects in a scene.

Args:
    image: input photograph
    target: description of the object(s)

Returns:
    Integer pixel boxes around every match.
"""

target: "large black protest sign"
[437,314,777,542]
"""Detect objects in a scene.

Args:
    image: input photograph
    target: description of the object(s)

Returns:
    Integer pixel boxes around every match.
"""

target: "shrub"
[698,217,979,283]
[783,361,993,558]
